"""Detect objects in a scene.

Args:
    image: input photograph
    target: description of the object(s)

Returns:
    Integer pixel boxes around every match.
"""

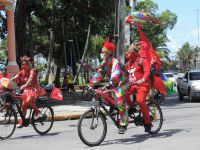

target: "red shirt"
[0,73,11,79]
[18,69,37,86]
[126,57,150,85]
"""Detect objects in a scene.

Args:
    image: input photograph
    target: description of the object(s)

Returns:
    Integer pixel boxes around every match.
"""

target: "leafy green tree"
[131,0,177,49]
[176,42,196,72]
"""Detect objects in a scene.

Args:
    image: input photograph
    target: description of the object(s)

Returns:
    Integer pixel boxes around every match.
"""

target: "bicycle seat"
[37,96,49,101]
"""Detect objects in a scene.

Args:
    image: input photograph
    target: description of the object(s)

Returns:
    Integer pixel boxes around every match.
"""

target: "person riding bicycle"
[89,38,129,134]
[11,55,46,128]
[125,41,152,132]
[0,65,13,106]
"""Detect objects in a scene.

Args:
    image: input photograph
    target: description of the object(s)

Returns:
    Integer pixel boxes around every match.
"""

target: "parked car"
[176,70,200,102]
[163,73,177,86]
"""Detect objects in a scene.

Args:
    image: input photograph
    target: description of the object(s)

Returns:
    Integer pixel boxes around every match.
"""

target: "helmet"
[0,65,7,71]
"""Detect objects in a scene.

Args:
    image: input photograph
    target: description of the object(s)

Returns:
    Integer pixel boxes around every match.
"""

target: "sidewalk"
[49,90,91,121]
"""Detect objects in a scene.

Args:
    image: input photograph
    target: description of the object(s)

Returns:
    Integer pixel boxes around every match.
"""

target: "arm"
[137,58,150,85]
[11,73,19,80]
[20,70,35,90]
[110,58,122,85]
[89,69,104,87]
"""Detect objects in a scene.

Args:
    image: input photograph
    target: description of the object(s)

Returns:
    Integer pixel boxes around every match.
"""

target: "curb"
[53,114,82,121]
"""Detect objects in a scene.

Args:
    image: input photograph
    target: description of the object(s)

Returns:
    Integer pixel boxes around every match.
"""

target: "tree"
[176,42,195,72]
[131,0,177,49]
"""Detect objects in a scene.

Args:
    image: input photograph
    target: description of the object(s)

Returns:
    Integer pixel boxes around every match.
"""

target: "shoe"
[17,119,23,128]
[34,111,42,120]
[118,126,127,134]
[144,124,152,132]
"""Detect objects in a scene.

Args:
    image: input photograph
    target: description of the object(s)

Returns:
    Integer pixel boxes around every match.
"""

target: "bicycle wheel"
[78,109,107,147]
[148,102,163,134]
[32,104,54,135]
[0,106,17,140]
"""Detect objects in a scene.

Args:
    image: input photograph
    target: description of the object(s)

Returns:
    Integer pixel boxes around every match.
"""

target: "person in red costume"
[11,56,46,128]
[0,65,13,106]
[0,65,11,79]
[125,41,152,132]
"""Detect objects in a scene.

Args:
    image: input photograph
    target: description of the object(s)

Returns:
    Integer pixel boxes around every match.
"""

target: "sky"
[153,0,200,57]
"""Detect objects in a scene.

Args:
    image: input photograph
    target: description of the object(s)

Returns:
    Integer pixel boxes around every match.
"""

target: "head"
[20,55,32,70]
[101,38,116,60]
[0,65,7,75]
[125,43,140,61]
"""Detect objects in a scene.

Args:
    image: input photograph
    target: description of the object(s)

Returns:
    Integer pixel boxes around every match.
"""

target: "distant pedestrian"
[66,72,75,93]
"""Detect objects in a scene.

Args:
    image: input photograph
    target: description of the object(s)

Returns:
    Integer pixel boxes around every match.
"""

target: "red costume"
[18,69,46,100]
[125,42,151,125]
[12,56,46,127]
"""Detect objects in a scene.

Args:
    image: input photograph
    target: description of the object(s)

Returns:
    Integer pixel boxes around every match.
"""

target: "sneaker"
[118,126,127,134]
[34,111,42,120]
[144,124,152,132]
[16,119,23,128]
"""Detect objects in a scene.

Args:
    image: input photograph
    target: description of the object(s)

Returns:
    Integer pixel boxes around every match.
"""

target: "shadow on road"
[5,132,61,141]
[102,129,184,146]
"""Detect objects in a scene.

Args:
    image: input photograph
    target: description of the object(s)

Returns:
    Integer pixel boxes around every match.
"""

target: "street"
[1,94,200,150]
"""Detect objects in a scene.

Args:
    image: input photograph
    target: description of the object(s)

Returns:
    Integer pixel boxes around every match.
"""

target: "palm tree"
[176,42,195,72]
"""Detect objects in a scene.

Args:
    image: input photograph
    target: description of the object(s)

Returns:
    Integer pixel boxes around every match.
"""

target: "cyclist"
[0,65,11,79]
[125,41,152,132]
[11,55,46,128]
[89,38,129,134]
[0,65,13,106]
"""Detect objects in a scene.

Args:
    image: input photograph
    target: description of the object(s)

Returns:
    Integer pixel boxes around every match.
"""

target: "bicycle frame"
[11,90,33,126]
[93,89,120,127]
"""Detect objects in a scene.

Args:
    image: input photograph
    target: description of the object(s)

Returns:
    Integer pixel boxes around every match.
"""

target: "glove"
[136,78,145,85]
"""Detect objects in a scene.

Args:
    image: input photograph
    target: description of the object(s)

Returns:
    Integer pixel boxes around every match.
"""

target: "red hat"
[103,38,116,53]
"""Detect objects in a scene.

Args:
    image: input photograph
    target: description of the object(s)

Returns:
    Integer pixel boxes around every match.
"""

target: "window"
[164,73,174,78]
[189,72,200,80]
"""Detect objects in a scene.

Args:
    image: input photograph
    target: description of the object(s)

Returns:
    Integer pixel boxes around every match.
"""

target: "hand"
[20,84,27,90]
[102,84,111,91]
[136,78,145,85]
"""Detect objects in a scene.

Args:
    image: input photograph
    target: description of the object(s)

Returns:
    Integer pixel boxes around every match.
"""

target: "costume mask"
[22,64,29,70]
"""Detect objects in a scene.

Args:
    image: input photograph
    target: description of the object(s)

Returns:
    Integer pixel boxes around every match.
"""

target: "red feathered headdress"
[103,37,116,53]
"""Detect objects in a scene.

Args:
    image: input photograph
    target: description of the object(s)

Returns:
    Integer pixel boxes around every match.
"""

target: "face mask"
[22,65,29,70]
[100,53,106,60]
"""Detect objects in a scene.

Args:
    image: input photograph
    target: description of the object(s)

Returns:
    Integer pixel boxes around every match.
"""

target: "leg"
[114,87,128,134]
[26,96,40,114]
[136,86,151,124]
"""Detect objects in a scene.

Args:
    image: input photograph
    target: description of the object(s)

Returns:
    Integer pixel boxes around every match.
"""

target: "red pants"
[126,85,151,124]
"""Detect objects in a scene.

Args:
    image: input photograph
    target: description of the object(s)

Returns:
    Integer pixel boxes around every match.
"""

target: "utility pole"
[195,9,200,48]
[117,0,125,64]
[130,0,137,43]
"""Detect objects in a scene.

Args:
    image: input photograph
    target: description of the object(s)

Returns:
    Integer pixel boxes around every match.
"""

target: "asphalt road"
[1,94,200,150]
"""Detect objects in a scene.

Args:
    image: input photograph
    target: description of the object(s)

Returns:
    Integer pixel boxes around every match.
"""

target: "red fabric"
[137,25,166,95]
[50,87,63,101]
[0,73,11,79]
[126,85,151,124]
[22,83,46,100]
[103,38,116,51]
[126,57,150,85]
[152,75,167,95]
[18,69,37,86]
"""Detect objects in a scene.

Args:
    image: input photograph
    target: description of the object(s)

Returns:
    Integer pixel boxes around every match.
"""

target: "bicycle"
[0,88,54,140]
[78,87,163,147]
